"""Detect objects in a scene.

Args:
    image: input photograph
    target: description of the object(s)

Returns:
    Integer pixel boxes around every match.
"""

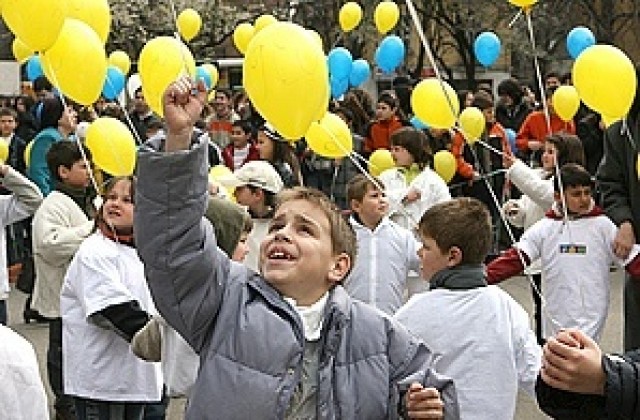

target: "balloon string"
[468,145,563,334]
[103,75,144,145]
[42,60,101,197]
[524,9,552,136]
[476,139,506,157]
[507,9,523,29]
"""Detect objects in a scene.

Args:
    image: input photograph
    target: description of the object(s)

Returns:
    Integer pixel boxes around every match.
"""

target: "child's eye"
[299,225,313,235]
[268,223,284,233]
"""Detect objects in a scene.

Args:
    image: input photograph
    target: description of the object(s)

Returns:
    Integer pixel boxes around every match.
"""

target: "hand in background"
[614,221,636,259]
[405,382,444,419]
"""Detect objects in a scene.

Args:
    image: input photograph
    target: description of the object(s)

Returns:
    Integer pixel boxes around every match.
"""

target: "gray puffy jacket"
[135,138,459,419]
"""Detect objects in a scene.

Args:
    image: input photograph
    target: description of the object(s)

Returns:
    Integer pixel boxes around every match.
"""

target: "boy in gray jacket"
[134,77,459,419]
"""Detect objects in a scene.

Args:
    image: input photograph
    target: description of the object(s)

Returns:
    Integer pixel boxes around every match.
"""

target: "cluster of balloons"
[328,48,372,98]
[474,32,501,67]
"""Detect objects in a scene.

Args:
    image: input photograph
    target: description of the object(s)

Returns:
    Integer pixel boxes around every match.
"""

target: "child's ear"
[327,253,350,284]
[447,246,463,267]
[350,199,360,213]
[58,165,69,181]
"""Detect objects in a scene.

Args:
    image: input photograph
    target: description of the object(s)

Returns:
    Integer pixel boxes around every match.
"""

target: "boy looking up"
[345,174,421,315]
[134,78,459,419]
[487,164,640,342]
[395,197,541,420]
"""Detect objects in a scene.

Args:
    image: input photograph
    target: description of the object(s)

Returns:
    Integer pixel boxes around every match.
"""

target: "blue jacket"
[134,137,459,419]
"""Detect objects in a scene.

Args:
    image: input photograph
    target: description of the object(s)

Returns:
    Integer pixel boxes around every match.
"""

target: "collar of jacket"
[349,213,392,233]
[544,199,602,220]
[429,264,487,291]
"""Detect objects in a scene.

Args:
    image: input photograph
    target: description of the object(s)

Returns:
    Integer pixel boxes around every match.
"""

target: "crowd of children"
[0,66,638,420]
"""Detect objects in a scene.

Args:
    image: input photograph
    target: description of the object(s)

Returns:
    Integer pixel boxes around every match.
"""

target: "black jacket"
[536,350,640,419]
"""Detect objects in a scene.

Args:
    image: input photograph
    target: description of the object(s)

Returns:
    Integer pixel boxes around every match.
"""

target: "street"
[6,271,624,419]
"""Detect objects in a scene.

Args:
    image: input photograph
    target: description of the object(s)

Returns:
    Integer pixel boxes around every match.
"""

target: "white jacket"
[379,166,451,230]
[31,191,93,317]
[395,286,541,420]
[0,325,49,420]
[0,168,42,300]
[345,216,421,315]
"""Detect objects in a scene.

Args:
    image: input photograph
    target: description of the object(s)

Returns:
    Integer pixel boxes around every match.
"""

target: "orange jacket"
[364,116,405,152]
[452,123,511,179]
[516,111,575,151]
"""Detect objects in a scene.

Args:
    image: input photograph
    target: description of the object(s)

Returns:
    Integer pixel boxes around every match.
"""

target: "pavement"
[6,270,625,419]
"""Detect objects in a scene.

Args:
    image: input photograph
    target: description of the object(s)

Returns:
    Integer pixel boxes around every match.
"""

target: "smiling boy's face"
[259,199,349,305]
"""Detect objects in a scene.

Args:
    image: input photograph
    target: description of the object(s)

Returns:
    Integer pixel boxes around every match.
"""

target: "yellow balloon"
[433,150,456,183]
[12,38,32,64]
[254,14,277,33]
[202,64,219,87]
[552,85,580,122]
[339,2,363,33]
[306,30,324,53]
[2,0,68,52]
[67,0,111,44]
[108,50,131,75]
[0,138,8,163]
[411,78,459,130]
[243,22,329,140]
[177,8,202,42]
[233,23,255,55]
[86,117,136,176]
[138,37,196,117]
[459,107,485,143]
[508,0,538,7]
[41,19,107,106]
[573,44,636,119]
[24,141,33,168]
[305,112,353,158]
[368,149,395,176]
[374,1,400,34]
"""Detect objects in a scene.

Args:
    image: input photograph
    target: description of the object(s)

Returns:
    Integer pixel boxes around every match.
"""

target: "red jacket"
[364,116,405,152]
[222,143,260,171]
[516,112,575,151]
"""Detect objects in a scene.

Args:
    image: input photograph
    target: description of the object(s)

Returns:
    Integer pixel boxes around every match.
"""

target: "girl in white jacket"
[379,127,451,230]
[502,133,586,344]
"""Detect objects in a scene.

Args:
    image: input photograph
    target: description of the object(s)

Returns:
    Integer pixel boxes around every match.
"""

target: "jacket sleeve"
[26,133,57,196]
[387,318,460,419]
[603,350,640,418]
[509,298,542,397]
[0,167,43,225]
[36,208,93,263]
[451,132,474,179]
[507,160,554,210]
[597,124,635,226]
[516,115,534,151]
[134,137,230,353]
[535,375,606,419]
[485,247,530,284]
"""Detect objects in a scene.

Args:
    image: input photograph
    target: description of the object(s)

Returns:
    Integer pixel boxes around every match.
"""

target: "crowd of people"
[0,66,638,419]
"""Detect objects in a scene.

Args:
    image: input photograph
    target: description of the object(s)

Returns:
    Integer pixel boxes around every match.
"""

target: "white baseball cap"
[218,160,284,194]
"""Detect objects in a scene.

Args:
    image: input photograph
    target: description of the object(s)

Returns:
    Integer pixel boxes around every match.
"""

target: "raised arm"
[135,78,230,352]
[0,165,43,225]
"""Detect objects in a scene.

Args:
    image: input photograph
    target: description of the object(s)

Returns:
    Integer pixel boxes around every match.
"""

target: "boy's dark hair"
[0,107,17,120]
[390,127,432,168]
[560,72,572,85]
[33,76,53,94]
[553,163,592,193]
[546,133,585,168]
[471,90,494,110]
[334,106,354,125]
[215,89,233,101]
[377,91,398,110]
[545,71,560,82]
[232,119,255,139]
[46,141,92,182]
[347,174,383,204]
[277,187,357,270]
[418,197,492,265]
[246,184,277,208]
[545,86,558,100]
[497,78,523,103]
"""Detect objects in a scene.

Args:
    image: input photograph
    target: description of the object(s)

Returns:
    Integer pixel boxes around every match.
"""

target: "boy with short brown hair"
[395,197,540,420]
[134,78,459,419]
[345,174,421,315]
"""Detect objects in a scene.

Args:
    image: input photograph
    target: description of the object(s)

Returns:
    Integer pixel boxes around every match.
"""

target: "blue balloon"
[375,35,405,74]
[330,75,349,99]
[410,116,428,130]
[474,32,501,67]
[195,66,213,90]
[26,55,43,81]
[349,59,371,87]
[566,26,596,59]
[327,47,353,80]
[102,66,125,100]
[505,128,517,151]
